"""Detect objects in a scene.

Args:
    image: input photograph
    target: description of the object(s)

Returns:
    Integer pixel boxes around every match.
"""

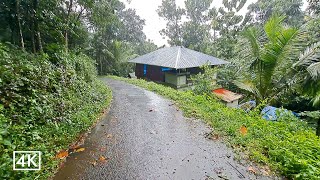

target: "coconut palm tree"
[234,15,310,104]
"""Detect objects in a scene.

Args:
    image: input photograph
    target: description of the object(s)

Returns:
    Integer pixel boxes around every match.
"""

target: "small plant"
[190,64,219,95]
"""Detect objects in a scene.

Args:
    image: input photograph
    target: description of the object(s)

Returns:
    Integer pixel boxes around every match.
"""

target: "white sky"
[121,0,308,47]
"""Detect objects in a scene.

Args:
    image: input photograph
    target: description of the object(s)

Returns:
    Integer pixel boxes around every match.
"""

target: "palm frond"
[294,42,320,67]
[312,91,320,107]
[307,62,320,80]
[241,27,262,70]
[264,15,286,42]
[233,80,263,100]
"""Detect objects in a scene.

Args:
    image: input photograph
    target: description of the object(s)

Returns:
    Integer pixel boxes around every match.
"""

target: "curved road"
[54,78,272,180]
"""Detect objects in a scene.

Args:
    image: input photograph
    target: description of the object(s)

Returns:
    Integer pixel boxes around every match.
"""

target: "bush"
[0,44,112,179]
[110,76,320,179]
[190,65,218,95]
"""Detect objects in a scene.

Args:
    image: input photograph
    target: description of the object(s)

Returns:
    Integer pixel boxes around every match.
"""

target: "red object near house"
[212,88,242,107]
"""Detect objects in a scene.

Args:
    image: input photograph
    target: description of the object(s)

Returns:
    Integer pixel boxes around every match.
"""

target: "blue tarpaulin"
[261,106,298,121]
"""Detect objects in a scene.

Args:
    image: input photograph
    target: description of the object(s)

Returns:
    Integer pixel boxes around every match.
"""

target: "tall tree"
[307,0,320,16]
[245,0,304,26]
[15,0,24,50]
[209,0,246,59]
[157,0,185,46]
[118,8,146,44]
[182,0,212,50]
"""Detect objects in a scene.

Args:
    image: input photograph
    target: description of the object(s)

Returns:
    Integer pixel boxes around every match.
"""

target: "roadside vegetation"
[110,76,320,179]
[0,44,112,179]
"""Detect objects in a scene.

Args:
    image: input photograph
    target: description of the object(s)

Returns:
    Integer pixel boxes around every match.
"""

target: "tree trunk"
[33,0,42,52]
[65,0,73,52]
[213,29,216,56]
[30,2,36,53]
[16,0,25,50]
[37,31,43,52]
[316,118,320,137]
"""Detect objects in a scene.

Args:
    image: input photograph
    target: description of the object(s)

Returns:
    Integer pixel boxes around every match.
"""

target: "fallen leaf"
[91,161,97,166]
[211,134,219,140]
[106,134,113,139]
[240,125,248,135]
[75,147,85,152]
[70,144,81,150]
[248,166,256,174]
[56,150,68,159]
[99,147,107,152]
[98,156,107,163]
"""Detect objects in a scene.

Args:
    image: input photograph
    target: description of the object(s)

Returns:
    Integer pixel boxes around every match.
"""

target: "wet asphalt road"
[54,78,273,180]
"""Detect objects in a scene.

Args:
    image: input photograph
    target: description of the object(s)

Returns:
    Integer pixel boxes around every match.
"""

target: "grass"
[109,76,320,179]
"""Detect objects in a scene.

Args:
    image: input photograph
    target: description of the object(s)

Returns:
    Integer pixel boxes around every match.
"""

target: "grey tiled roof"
[128,46,229,69]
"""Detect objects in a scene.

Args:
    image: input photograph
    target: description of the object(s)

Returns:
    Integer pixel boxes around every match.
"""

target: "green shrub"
[109,76,320,179]
[0,44,112,179]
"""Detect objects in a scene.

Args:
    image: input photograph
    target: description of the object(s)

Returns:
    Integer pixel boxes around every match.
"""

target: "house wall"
[135,63,144,78]
[226,100,239,108]
[165,73,187,87]
[146,65,165,82]
[165,73,177,85]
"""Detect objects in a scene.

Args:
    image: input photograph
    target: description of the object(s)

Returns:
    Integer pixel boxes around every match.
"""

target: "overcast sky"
[120,0,307,46]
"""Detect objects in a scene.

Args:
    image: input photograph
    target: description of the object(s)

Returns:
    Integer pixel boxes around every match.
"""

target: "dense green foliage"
[0,44,112,179]
[110,76,320,179]
[0,0,157,77]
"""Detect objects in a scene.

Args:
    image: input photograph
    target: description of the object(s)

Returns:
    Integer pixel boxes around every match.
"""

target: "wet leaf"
[75,148,85,152]
[91,161,97,166]
[240,125,248,135]
[99,147,107,152]
[56,150,68,159]
[98,156,107,163]
[211,134,219,140]
[248,166,256,174]
[70,144,81,150]
[106,134,113,139]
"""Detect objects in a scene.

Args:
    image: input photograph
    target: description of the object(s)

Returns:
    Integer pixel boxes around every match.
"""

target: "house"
[129,46,229,88]
[212,88,242,108]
